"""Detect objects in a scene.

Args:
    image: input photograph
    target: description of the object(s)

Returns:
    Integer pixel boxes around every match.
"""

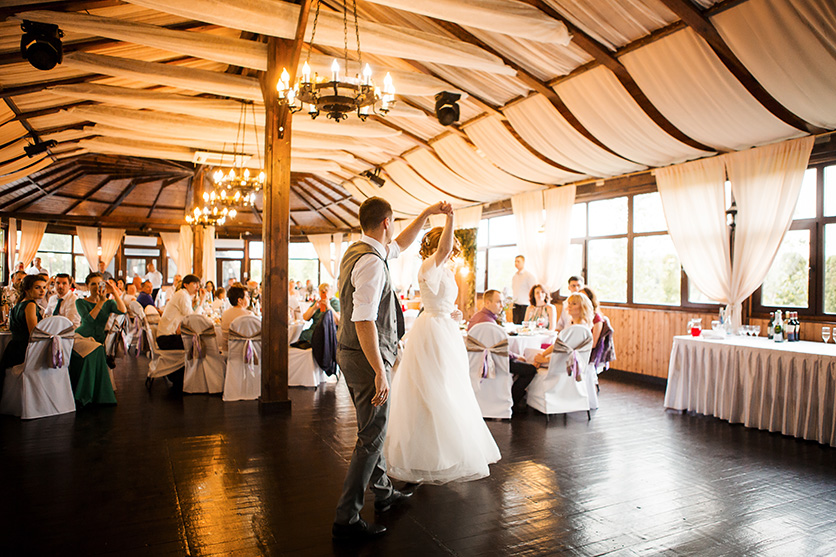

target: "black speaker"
[435,92,461,126]
[21,21,63,71]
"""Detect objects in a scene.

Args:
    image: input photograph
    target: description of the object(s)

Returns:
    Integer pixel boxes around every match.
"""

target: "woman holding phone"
[68,272,126,405]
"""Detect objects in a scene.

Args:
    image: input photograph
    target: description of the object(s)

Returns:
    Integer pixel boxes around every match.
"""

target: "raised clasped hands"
[427,201,453,217]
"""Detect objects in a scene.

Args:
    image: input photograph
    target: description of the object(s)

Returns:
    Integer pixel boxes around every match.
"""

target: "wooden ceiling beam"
[656,0,822,134]
[146,176,183,219]
[101,178,139,217]
[0,1,123,19]
[291,184,345,228]
[6,168,83,212]
[61,175,110,214]
[4,98,56,162]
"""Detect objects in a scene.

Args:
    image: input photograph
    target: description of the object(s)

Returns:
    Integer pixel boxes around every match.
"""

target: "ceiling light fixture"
[20,20,63,71]
[435,92,461,126]
[276,0,395,122]
[360,167,385,187]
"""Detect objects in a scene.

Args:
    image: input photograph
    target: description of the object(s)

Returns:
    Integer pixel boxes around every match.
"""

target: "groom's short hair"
[359,197,392,232]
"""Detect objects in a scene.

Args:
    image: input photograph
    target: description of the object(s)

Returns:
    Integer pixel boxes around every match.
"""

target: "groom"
[333,197,450,541]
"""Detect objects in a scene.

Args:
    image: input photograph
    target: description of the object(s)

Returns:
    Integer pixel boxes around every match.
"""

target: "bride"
[384,208,501,484]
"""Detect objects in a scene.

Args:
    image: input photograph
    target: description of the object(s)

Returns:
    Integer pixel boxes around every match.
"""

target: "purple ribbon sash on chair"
[131,316,144,356]
[181,323,214,360]
[29,325,75,369]
[549,337,593,382]
[228,329,261,377]
[465,336,509,379]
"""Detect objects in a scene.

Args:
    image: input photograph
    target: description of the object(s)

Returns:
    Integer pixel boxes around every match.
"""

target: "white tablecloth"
[507,330,556,356]
[664,335,836,446]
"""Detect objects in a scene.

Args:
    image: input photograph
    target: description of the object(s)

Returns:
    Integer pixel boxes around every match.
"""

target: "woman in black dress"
[0,274,47,397]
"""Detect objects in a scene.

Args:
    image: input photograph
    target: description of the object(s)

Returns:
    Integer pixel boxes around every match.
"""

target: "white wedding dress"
[385,258,501,484]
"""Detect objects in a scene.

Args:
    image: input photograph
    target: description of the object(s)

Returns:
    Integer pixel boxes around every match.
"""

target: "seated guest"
[123,284,138,305]
[556,276,584,332]
[2,270,27,323]
[36,273,50,312]
[531,292,594,369]
[292,283,340,349]
[45,273,81,328]
[137,280,155,309]
[211,287,227,313]
[220,286,251,353]
[582,286,605,348]
[523,284,557,331]
[288,280,302,321]
[204,280,216,302]
[0,274,46,398]
[467,289,537,412]
[157,274,203,350]
[131,275,143,293]
[69,273,127,405]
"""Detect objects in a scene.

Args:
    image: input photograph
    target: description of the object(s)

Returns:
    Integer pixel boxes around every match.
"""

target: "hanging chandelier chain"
[342,0,349,79]
[352,0,362,70]
[306,0,321,67]
[251,102,261,167]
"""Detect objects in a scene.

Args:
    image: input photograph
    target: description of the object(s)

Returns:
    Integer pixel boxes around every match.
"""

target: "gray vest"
[338,241,402,368]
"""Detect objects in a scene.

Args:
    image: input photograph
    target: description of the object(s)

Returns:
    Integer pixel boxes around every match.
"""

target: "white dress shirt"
[157,288,194,337]
[144,270,163,289]
[26,265,48,275]
[45,291,81,328]
[511,269,537,305]
[350,235,401,322]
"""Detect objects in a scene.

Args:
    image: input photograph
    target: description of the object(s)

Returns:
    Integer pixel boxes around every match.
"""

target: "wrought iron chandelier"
[211,101,264,201]
[276,0,395,121]
[185,204,235,227]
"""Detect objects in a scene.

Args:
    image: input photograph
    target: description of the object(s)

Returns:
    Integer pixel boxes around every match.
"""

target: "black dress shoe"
[332,519,387,541]
[375,489,413,513]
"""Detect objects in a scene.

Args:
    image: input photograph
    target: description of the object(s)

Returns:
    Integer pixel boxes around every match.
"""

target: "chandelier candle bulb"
[331,59,339,82]
[302,61,311,84]
[363,64,372,85]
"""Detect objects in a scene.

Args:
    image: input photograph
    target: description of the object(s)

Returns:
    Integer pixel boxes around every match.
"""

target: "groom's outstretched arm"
[355,320,389,406]
[395,201,451,251]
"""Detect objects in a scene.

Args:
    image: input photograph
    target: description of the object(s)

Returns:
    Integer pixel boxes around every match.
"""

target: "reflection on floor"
[2,358,836,556]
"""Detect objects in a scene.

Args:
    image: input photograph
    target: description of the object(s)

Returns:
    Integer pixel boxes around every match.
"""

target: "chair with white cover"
[126,300,147,356]
[0,316,76,420]
[144,305,161,325]
[145,314,185,385]
[288,321,304,345]
[180,314,224,394]
[224,315,261,401]
[466,322,512,419]
[288,346,328,387]
[104,313,132,359]
[526,325,593,419]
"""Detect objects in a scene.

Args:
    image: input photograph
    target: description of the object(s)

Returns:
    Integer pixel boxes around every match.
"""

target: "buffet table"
[664,335,836,446]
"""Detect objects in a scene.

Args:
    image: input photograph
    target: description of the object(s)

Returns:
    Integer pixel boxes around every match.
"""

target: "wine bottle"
[773,310,784,343]
[768,312,775,340]
[794,312,801,341]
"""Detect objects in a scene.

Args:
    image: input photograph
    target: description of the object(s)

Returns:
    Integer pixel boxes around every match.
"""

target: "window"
[249,241,263,283]
[35,233,73,276]
[121,235,159,283]
[475,214,517,295]
[756,163,836,315]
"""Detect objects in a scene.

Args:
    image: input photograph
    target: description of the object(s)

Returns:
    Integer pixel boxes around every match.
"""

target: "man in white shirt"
[44,273,81,328]
[26,257,48,275]
[144,262,163,301]
[156,274,204,348]
[555,275,584,332]
[511,255,537,324]
[333,197,449,541]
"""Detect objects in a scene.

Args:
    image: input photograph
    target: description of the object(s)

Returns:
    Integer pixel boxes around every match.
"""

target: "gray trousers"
[334,347,395,525]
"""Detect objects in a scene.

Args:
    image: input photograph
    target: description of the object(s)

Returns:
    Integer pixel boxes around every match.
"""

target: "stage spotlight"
[360,167,385,187]
[24,140,57,158]
[20,20,63,71]
[435,91,461,126]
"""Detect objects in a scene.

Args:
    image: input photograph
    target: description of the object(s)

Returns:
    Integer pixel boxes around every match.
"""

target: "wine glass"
[823,326,831,344]
[753,325,761,337]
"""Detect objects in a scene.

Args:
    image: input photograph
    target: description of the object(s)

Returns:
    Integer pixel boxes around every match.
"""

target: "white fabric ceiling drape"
[6,218,16,272]
[309,234,336,282]
[541,186,577,292]
[463,116,581,184]
[363,0,570,44]
[620,28,802,151]
[431,135,544,196]
[99,228,124,269]
[383,160,477,206]
[404,149,509,202]
[76,226,100,270]
[123,0,512,74]
[656,157,731,304]
[202,226,216,285]
[18,221,47,269]
[712,0,836,129]
[554,66,711,166]
[454,205,483,229]
[350,177,425,216]
[727,136,815,326]
[504,95,646,177]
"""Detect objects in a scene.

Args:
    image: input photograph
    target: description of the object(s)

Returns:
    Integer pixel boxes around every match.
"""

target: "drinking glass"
[823,326,831,344]
[753,325,761,337]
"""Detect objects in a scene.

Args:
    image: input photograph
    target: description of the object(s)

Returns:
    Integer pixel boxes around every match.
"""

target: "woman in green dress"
[0,275,46,399]
[69,272,127,406]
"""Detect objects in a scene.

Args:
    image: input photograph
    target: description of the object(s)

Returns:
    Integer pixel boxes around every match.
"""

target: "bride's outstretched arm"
[394,201,450,251]
[431,210,455,267]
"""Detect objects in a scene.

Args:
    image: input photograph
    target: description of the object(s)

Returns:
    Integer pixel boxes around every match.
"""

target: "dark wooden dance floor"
[3,359,836,556]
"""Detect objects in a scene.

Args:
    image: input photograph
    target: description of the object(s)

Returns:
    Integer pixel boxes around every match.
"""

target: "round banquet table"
[507,330,556,355]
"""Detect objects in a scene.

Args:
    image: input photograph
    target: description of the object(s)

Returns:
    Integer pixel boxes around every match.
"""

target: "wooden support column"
[258,0,310,411]
[192,167,205,277]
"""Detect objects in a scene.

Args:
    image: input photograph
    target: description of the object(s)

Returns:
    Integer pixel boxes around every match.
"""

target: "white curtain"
[512,190,547,285]
[541,186,576,292]
[178,225,194,276]
[389,221,421,294]
[712,0,836,129]
[454,205,483,229]
[620,28,801,151]
[100,228,124,269]
[727,136,815,326]
[202,226,216,284]
[503,95,646,177]
[656,157,731,304]
[7,218,16,272]
[333,233,344,283]
[76,226,100,270]
[18,221,47,269]
[308,233,344,283]
[464,115,582,184]
[159,232,181,276]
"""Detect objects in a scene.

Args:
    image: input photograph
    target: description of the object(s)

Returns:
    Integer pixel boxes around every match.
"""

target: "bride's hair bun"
[419,226,462,260]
